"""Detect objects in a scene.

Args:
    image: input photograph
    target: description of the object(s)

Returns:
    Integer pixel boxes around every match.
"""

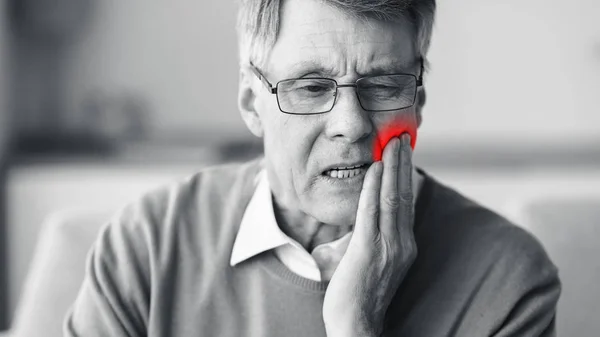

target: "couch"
[2,209,112,337]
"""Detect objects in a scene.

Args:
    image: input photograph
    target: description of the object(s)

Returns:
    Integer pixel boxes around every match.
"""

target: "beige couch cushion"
[10,209,112,337]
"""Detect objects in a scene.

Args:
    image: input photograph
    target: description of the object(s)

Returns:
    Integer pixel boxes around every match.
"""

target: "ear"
[238,67,264,137]
[415,87,426,128]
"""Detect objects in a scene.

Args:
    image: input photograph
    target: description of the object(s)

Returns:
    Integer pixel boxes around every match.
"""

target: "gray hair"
[236,0,436,69]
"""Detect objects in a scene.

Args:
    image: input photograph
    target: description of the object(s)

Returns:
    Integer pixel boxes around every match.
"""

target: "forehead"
[267,0,417,78]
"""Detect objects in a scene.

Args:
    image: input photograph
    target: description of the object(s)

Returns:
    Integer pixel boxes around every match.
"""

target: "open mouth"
[322,163,369,179]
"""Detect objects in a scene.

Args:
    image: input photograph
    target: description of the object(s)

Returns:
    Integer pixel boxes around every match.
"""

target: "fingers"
[397,134,415,240]
[353,161,383,239]
[355,134,413,243]
[378,137,401,237]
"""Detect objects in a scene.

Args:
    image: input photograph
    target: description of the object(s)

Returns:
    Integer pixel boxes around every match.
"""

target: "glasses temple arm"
[417,57,424,87]
[249,62,277,94]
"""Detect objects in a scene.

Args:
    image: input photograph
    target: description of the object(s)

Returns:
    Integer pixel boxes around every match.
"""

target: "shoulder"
[399,172,560,337]
[140,157,263,210]
[96,158,264,262]
[122,157,262,222]
[417,172,559,284]
[66,159,264,336]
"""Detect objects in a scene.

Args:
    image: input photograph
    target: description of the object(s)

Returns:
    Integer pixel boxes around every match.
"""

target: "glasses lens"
[276,78,336,114]
[357,75,417,111]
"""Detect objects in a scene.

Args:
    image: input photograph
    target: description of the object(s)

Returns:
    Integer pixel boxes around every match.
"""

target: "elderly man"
[64,0,561,336]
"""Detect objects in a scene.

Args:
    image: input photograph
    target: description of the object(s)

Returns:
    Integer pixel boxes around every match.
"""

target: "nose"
[324,88,373,143]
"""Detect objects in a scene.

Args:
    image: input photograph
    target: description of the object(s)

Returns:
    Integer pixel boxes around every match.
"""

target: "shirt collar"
[230,170,290,266]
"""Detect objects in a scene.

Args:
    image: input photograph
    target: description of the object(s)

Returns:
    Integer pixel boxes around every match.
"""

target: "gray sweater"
[64,158,561,336]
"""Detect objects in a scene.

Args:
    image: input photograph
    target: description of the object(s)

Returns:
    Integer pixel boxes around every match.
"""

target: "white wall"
[63,0,248,139]
[62,0,600,144]
[422,0,600,147]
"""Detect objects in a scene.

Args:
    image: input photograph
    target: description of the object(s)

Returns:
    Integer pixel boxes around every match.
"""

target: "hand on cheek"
[323,134,417,337]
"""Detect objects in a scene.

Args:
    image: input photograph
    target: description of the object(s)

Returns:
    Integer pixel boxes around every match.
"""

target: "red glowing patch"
[373,119,417,161]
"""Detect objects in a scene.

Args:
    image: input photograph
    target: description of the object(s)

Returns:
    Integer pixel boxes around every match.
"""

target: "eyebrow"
[285,60,338,78]
[362,58,421,76]
[283,59,419,79]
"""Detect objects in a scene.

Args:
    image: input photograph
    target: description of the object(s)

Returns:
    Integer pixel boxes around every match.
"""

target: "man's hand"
[322,134,417,337]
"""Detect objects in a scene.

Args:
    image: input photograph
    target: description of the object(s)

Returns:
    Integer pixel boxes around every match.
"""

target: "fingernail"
[401,133,411,146]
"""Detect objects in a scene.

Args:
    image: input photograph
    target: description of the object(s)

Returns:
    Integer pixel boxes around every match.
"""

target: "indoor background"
[0,0,599,336]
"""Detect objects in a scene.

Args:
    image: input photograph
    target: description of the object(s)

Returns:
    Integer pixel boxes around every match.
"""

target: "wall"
[57,0,600,146]
[422,0,600,147]
[62,0,248,140]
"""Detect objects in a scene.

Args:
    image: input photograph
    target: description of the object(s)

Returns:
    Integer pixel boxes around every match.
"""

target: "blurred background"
[0,0,599,336]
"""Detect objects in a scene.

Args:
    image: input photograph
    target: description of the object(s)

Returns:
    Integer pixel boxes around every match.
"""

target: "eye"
[301,85,330,93]
[362,84,401,93]
[372,84,397,90]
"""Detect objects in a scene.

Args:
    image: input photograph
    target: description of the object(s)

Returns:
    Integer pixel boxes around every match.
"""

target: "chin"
[308,195,359,226]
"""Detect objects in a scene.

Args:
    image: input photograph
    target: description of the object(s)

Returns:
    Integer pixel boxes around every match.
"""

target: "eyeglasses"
[249,59,423,115]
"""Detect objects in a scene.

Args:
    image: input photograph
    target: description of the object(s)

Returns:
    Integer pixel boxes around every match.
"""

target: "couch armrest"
[9,209,112,337]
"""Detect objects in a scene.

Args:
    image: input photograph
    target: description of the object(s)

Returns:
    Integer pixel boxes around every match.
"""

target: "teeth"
[326,167,365,179]
[337,164,361,170]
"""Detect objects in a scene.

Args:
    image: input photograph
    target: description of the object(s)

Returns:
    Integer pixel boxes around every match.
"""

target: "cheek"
[264,112,320,175]
[372,111,418,161]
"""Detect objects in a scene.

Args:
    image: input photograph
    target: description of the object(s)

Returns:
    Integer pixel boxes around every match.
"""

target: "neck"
[270,167,423,252]
[273,199,352,251]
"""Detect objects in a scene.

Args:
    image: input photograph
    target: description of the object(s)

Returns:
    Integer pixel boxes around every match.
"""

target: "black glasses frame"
[249,58,424,115]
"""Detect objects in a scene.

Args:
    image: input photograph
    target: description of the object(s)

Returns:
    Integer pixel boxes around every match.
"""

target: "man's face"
[242,0,421,226]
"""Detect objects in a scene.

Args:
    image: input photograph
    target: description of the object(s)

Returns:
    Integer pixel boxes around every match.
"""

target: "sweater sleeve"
[492,273,560,337]
[491,228,562,337]
[63,204,153,337]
